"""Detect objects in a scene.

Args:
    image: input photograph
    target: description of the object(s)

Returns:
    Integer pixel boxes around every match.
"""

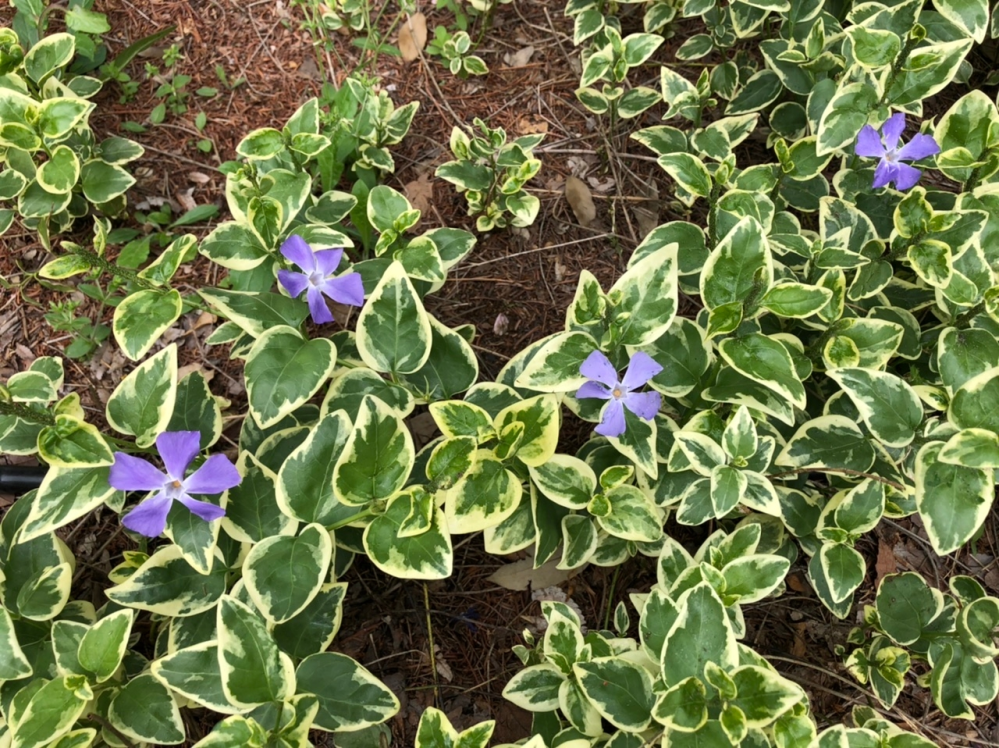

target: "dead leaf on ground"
[403,172,434,214]
[399,12,427,62]
[632,178,660,240]
[565,176,596,227]
[875,539,897,586]
[516,114,548,136]
[504,45,535,67]
[791,622,808,658]
[488,556,580,592]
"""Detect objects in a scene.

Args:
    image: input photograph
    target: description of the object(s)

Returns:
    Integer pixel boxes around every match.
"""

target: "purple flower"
[575,351,663,438]
[277,235,365,324]
[855,113,940,191]
[109,431,240,538]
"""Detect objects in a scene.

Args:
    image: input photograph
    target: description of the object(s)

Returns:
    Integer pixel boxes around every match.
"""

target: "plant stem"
[424,582,441,707]
[327,508,375,530]
[604,565,621,631]
[767,467,908,493]
[0,400,55,426]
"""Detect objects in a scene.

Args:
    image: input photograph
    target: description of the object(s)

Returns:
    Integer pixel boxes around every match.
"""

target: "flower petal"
[892,163,923,191]
[122,493,173,537]
[897,133,940,162]
[576,381,613,400]
[279,235,317,272]
[881,112,906,151]
[109,453,166,492]
[320,272,365,308]
[156,431,201,480]
[854,125,886,158]
[183,454,242,495]
[177,494,226,523]
[579,350,619,387]
[595,399,627,438]
[307,286,334,324]
[872,159,897,189]
[621,351,664,391]
[623,390,662,421]
[313,248,344,277]
[278,269,310,299]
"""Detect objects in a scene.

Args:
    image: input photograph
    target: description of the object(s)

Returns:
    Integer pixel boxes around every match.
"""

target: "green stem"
[767,467,907,493]
[0,399,55,425]
[327,508,375,530]
[953,299,986,329]
[877,35,917,109]
[603,566,621,631]
[424,582,441,707]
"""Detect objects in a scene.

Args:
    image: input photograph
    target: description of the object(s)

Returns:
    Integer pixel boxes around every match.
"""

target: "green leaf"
[609,242,679,346]
[0,607,32,680]
[363,489,453,579]
[273,582,347,659]
[334,395,414,506]
[916,442,993,555]
[495,394,560,467]
[244,326,336,428]
[237,127,286,159]
[17,561,72,621]
[719,334,806,410]
[949,367,999,434]
[36,145,80,194]
[597,484,661,542]
[197,223,269,271]
[502,663,565,712]
[37,415,114,468]
[776,416,875,472]
[243,523,332,623]
[10,676,91,748]
[198,287,308,337]
[168,371,223,450]
[112,289,184,361]
[814,543,865,604]
[217,596,295,708]
[876,572,944,646]
[151,641,235,713]
[400,315,479,401]
[641,317,710,398]
[939,428,999,469]
[515,332,599,392]
[80,160,135,203]
[701,217,772,311]
[657,153,712,197]
[574,657,655,732]
[761,283,832,318]
[447,456,522,534]
[109,673,185,745]
[105,343,177,447]
[661,583,738,686]
[107,544,227,616]
[277,411,351,524]
[530,454,596,510]
[24,33,75,82]
[297,652,399,731]
[817,82,878,155]
[356,261,432,375]
[828,368,922,448]
[722,555,790,603]
[78,609,133,682]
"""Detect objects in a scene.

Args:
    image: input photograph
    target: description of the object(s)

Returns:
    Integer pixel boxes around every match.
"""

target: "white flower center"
[612,387,623,399]
[162,479,185,499]
[885,149,899,164]
[308,270,326,288]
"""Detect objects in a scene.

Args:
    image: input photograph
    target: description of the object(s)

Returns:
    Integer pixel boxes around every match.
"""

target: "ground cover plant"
[1,0,999,745]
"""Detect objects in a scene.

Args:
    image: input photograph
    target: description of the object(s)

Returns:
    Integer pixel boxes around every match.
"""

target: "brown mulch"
[3,1,999,746]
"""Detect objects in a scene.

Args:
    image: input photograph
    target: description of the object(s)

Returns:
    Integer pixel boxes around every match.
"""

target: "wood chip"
[398,12,427,62]
[565,175,596,227]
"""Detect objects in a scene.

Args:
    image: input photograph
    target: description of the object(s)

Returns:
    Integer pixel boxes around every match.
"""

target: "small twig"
[767,467,908,493]
[423,583,441,706]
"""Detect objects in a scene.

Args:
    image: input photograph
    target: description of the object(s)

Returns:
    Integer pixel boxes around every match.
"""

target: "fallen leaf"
[488,556,580,592]
[874,539,897,586]
[504,45,535,67]
[403,172,434,214]
[791,622,808,657]
[565,176,596,227]
[516,114,548,135]
[554,256,566,282]
[188,171,211,185]
[786,572,808,594]
[493,313,509,336]
[176,188,197,213]
[398,12,427,62]
[632,178,660,239]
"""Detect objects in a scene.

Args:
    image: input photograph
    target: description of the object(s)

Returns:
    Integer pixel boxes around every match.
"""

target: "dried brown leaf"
[565,176,596,227]
[504,45,535,67]
[399,13,427,62]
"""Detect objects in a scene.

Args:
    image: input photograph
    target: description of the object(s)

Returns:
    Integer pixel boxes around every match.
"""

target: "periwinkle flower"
[277,235,365,324]
[576,350,663,438]
[855,112,940,191]
[109,431,240,538]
